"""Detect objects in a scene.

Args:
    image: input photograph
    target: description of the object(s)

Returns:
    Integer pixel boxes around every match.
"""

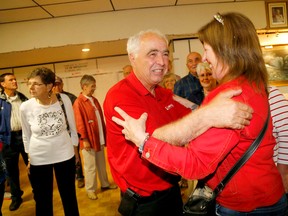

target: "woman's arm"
[112,89,253,147]
[20,102,31,153]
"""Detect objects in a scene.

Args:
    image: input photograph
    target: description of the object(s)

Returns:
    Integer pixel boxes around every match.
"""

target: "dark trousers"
[0,180,5,216]
[30,156,79,216]
[123,184,183,216]
[75,144,84,180]
[3,131,29,201]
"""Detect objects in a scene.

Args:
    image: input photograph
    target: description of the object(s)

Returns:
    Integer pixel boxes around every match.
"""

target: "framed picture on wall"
[266,1,288,28]
[262,44,288,86]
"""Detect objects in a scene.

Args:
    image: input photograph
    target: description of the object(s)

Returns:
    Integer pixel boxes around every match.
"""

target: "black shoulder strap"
[213,112,270,197]
[56,93,70,134]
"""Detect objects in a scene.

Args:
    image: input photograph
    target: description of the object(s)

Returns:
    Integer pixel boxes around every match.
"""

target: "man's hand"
[205,88,253,129]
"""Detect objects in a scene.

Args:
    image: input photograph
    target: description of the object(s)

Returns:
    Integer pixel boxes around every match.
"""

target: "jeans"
[215,194,288,216]
[2,131,29,201]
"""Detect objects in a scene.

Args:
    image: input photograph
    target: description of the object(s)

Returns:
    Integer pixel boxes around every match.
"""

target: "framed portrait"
[262,44,288,86]
[266,1,288,28]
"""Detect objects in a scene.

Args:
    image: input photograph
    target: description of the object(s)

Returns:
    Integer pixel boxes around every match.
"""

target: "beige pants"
[81,148,110,192]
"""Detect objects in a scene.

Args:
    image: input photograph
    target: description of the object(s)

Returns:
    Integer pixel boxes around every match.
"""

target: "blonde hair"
[162,73,177,88]
[198,12,268,91]
[196,62,211,77]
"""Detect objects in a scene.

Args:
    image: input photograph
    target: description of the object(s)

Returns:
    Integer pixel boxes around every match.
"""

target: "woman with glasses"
[20,67,79,216]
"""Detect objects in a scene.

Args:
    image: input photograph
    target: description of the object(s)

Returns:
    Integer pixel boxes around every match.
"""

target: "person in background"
[122,65,132,78]
[269,86,288,198]
[113,13,287,215]
[174,52,204,105]
[104,29,253,216]
[73,75,117,200]
[0,73,29,211]
[196,62,217,97]
[53,76,85,189]
[162,73,177,91]
[20,67,79,216]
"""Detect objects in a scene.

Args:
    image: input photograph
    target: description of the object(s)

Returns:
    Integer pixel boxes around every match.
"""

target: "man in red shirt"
[103,29,252,216]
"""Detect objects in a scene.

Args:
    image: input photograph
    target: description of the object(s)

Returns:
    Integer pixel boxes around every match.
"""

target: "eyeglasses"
[27,82,45,87]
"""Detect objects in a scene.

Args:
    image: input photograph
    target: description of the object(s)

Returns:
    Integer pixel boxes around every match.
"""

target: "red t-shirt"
[103,73,190,196]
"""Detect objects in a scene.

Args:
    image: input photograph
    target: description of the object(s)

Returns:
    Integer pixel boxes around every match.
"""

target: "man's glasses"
[26,82,45,87]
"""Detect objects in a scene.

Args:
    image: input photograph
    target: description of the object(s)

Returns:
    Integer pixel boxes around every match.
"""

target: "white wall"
[10,56,130,106]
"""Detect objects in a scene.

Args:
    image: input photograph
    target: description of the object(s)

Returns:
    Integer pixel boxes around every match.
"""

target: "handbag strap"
[213,111,270,197]
[56,93,70,134]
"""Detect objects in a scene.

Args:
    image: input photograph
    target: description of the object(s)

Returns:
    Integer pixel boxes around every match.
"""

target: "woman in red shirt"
[112,13,287,215]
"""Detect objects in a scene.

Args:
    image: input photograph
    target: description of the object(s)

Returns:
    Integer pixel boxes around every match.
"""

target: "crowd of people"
[0,11,288,216]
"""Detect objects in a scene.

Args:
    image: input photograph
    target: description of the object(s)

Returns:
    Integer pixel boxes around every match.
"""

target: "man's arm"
[112,89,253,147]
[153,89,252,145]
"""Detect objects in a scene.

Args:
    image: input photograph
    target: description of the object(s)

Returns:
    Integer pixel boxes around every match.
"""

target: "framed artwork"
[266,1,288,28]
[262,44,288,86]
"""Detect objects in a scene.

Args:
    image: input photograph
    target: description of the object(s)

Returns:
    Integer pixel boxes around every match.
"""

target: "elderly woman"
[73,75,117,201]
[196,62,217,97]
[112,13,287,215]
[162,73,177,91]
[20,67,79,216]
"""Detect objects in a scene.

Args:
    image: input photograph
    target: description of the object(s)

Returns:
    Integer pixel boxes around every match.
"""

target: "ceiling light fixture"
[264,45,273,49]
[82,48,90,52]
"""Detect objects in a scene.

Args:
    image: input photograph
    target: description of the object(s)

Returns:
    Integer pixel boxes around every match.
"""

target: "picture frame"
[266,1,288,28]
[262,44,288,86]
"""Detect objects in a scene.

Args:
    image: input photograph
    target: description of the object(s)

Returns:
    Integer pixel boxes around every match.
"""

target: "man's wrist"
[138,133,150,154]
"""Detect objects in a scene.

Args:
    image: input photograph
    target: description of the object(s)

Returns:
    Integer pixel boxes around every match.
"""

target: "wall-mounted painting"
[262,44,288,86]
[266,1,288,28]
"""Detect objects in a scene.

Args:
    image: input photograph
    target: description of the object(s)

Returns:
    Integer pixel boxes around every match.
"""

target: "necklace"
[36,97,53,106]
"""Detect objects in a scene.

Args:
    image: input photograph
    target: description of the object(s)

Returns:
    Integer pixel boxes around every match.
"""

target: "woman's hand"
[83,139,91,151]
[112,107,148,147]
[74,146,80,164]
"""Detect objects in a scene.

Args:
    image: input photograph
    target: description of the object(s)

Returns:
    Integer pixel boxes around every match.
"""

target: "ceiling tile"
[43,0,113,17]
[34,0,88,5]
[0,0,36,10]
[0,7,52,23]
[177,0,233,5]
[112,0,176,10]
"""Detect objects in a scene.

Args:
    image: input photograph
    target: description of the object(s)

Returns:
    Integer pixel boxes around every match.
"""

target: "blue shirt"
[173,73,204,105]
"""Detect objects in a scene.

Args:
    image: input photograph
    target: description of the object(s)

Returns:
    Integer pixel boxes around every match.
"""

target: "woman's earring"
[48,90,52,99]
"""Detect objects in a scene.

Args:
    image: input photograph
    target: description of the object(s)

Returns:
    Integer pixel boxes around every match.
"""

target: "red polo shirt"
[103,72,190,196]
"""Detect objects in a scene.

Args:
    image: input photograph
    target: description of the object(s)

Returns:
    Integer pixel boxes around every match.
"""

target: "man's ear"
[129,53,135,63]
[0,82,5,88]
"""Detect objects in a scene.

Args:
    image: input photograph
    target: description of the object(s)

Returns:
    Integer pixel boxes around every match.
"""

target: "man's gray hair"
[127,29,168,57]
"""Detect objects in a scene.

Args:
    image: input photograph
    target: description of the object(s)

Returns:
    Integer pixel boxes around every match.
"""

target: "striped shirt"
[269,86,288,165]
[6,93,22,132]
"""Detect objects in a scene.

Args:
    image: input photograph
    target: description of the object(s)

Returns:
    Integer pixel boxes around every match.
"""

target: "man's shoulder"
[63,91,77,98]
[16,91,28,101]
[62,91,77,104]
[106,79,130,97]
